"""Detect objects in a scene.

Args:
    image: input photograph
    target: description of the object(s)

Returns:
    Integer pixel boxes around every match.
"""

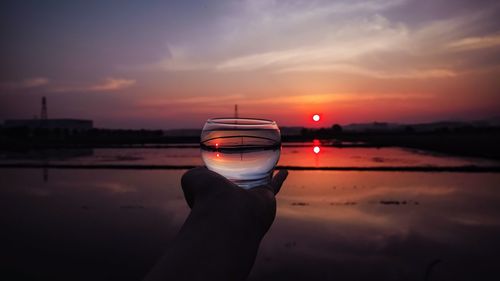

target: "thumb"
[270,169,288,194]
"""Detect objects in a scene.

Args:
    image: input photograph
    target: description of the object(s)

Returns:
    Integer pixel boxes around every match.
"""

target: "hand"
[181,167,288,237]
[144,167,288,281]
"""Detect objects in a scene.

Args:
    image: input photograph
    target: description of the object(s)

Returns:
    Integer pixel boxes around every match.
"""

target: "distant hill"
[342,122,401,132]
[163,129,201,137]
[280,127,304,136]
[484,116,500,126]
[159,118,500,137]
[343,118,500,133]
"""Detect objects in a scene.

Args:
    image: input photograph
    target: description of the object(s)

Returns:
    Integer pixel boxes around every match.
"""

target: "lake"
[1,146,500,280]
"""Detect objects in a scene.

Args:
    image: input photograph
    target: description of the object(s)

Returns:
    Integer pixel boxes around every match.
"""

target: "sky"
[1,0,500,129]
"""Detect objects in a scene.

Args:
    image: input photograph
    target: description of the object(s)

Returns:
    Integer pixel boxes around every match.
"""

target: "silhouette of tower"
[234,104,238,118]
[41,96,48,120]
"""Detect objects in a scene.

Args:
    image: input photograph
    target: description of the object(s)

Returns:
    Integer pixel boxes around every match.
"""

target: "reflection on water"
[1,169,499,280]
[1,145,498,167]
[279,146,500,167]
[0,148,94,161]
[312,139,321,167]
[0,148,95,182]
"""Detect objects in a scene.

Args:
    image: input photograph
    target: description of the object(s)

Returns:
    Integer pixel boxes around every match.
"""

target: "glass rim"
[206,117,276,126]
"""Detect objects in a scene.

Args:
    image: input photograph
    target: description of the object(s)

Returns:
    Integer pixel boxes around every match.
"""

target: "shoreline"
[1,163,500,173]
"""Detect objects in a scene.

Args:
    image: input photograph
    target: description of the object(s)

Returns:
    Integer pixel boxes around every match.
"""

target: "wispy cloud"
[277,64,457,79]
[88,78,136,91]
[142,0,497,79]
[214,10,491,77]
[447,34,500,51]
[51,77,136,93]
[0,77,49,90]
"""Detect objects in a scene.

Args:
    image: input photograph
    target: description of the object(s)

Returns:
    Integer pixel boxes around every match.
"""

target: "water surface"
[1,145,498,167]
[1,168,499,280]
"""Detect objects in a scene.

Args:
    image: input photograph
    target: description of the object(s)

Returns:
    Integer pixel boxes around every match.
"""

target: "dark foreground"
[1,169,500,280]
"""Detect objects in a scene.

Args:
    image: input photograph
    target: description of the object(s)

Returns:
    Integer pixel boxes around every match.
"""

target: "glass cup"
[200,118,281,189]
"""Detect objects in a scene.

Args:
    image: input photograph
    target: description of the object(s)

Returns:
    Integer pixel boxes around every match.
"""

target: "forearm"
[144,198,264,281]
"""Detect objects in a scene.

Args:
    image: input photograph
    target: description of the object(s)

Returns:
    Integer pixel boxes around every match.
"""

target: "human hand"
[181,166,288,237]
[144,167,288,281]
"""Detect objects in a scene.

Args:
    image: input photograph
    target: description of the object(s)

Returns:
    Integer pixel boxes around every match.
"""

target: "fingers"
[182,167,288,209]
[270,169,288,195]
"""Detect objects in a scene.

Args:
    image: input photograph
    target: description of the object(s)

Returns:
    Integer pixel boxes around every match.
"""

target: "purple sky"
[1,0,500,129]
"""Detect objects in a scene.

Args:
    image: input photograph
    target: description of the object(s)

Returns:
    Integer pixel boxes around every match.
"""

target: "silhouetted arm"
[144,167,288,281]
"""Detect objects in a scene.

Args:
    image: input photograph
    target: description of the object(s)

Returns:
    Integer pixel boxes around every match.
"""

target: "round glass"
[200,118,281,189]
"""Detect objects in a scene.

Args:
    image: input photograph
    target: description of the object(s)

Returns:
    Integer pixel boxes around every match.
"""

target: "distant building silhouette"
[3,97,93,130]
[4,119,93,130]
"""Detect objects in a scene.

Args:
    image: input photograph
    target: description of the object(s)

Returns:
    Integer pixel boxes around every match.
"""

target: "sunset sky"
[1,0,500,129]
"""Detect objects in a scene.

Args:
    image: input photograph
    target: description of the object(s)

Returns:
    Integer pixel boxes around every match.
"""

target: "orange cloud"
[88,78,136,91]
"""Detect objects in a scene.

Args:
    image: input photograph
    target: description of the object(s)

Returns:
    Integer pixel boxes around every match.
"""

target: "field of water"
[1,145,498,167]
[1,145,500,280]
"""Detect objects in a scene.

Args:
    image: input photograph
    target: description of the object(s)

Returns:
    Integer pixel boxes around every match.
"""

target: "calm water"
[1,145,498,167]
[1,167,500,280]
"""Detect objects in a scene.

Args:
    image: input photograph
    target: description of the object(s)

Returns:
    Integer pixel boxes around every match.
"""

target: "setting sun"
[312,114,321,122]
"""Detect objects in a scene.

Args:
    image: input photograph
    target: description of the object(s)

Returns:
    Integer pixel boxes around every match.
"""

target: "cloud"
[88,77,136,91]
[212,10,491,77]
[277,64,457,79]
[51,77,136,93]
[0,77,49,90]
[142,46,211,72]
[140,0,498,79]
[21,77,50,88]
[136,0,412,73]
[447,34,500,51]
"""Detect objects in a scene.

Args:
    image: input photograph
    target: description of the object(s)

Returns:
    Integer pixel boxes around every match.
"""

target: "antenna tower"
[41,96,48,120]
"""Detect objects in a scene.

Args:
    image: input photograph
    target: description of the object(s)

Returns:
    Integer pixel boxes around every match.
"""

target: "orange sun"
[312,114,320,122]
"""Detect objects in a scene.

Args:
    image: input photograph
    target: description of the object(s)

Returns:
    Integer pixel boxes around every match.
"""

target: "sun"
[312,114,320,122]
[313,146,320,154]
